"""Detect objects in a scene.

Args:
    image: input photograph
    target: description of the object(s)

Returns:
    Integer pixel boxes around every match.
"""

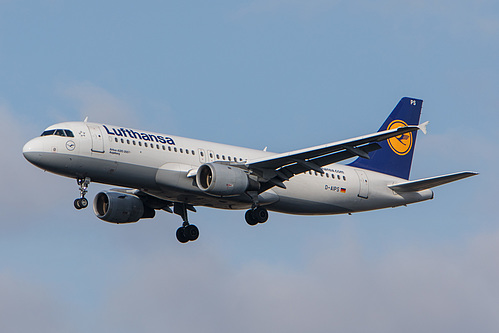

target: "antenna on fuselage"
[84,116,88,123]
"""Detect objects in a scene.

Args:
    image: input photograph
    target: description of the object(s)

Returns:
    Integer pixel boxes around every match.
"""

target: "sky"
[0,1,497,332]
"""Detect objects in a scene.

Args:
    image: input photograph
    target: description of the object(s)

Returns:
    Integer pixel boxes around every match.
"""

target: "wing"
[245,124,423,190]
[388,171,478,192]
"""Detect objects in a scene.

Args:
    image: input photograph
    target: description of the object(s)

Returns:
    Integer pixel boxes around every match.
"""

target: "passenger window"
[216,154,220,159]
[115,138,118,142]
[145,143,148,147]
[168,146,172,151]
[343,176,346,181]
[139,142,142,146]
[326,173,329,178]
[162,145,165,150]
[127,139,130,144]
[156,144,160,149]
[331,174,335,179]
[174,147,177,152]
[133,141,136,145]
[180,148,183,153]
[64,130,74,137]
[192,150,195,155]
[200,151,204,157]
[121,138,124,143]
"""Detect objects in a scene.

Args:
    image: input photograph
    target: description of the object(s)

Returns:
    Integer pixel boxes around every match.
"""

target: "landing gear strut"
[174,203,199,243]
[74,177,90,210]
[245,206,269,226]
[244,191,269,226]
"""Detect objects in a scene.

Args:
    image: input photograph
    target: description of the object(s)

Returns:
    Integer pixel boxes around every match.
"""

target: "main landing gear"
[74,177,91,210]
[245,206,269,226]
[174,203,199,243]
[244,191,269,226]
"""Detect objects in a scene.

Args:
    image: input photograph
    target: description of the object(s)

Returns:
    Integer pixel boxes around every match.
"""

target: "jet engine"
[196,163,257,196]
[93,191,155,224]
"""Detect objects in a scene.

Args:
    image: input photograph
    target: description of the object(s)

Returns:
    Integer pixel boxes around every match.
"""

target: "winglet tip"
[419,121,429,135]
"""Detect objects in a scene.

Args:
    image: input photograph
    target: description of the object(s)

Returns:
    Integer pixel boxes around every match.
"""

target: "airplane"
[22,97,477,243]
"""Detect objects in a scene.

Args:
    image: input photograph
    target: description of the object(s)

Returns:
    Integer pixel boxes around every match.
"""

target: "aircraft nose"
[22,138,45,165]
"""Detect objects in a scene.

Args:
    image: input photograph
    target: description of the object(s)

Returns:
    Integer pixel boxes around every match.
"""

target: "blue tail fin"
[348,97,423,180]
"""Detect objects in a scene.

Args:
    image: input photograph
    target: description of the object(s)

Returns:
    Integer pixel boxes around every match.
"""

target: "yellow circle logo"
[387,120,412,155]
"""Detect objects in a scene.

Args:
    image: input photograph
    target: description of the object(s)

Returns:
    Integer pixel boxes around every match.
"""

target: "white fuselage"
[23,121,433,215]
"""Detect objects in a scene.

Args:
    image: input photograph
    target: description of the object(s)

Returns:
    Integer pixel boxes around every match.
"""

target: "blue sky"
[1,1,497,332]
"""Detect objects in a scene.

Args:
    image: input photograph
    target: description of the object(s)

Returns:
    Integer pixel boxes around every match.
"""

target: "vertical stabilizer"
[349,97,423,180]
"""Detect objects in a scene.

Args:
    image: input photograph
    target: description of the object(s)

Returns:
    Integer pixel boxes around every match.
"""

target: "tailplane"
[349,97,423,180]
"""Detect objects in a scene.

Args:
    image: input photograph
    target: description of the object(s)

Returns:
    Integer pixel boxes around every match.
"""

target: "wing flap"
[388,171,478,192]
[276,142,381,177]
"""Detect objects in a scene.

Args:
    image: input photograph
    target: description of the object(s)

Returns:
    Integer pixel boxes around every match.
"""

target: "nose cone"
[23,137,45,166]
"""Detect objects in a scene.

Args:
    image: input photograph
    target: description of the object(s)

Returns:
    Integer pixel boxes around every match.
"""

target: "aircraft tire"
[253,207,268,223]
[245,210,259,226]
[74,199,82,210]
[176,227,189,243]
[79,197,88,209]
[185,225,199,241]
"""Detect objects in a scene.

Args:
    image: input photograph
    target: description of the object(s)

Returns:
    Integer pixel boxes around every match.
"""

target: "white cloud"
[59,82,139,127]
[96,227,499,333]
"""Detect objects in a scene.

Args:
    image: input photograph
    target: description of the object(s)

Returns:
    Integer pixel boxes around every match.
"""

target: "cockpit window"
[41,129,74,137]
[41,130,55,136]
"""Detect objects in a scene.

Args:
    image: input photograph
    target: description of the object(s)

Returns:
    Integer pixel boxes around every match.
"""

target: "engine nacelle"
[196,163,254,196]
[93,191,155,224]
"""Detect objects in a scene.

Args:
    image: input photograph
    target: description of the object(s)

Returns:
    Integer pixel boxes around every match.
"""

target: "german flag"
[340,188,346,193]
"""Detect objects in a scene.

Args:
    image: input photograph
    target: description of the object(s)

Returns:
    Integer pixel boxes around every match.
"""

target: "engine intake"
[196,163,256,196]
[93,191,155,224]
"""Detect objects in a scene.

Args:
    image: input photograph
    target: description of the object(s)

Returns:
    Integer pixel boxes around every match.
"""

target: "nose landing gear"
[74,177,91,210]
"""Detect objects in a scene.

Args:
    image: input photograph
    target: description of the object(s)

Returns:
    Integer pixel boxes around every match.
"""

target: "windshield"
[41,129,74,137]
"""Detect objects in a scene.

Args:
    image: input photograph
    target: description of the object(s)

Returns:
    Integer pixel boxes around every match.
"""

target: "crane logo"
[387,120,412,155]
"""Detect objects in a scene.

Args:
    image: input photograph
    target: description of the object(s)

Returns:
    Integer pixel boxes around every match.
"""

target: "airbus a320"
[23,98,477,243]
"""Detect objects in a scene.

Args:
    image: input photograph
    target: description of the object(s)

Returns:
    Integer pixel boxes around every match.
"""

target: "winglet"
[419,121,429,135]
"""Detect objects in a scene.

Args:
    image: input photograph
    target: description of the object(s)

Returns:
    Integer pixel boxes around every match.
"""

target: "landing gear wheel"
[245,210,258,226]
[74,199,82,210]
[253,206,268,223]
[79,197,88,209]
[184,225,199,241]
[176,227,189,243]
[245,207,269,225]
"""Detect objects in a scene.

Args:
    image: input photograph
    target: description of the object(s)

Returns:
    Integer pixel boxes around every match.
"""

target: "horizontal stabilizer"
[388,171,478,192]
